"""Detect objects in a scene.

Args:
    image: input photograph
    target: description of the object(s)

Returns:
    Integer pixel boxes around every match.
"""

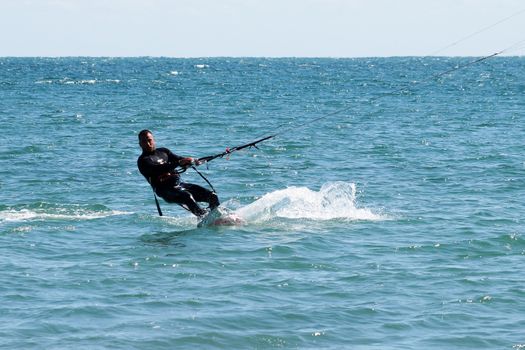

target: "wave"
[0,202,129,223]
[35,78,121,85]
[234,182,385,224]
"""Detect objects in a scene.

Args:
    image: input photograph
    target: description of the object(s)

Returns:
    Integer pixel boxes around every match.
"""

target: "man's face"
[139,132,156,153]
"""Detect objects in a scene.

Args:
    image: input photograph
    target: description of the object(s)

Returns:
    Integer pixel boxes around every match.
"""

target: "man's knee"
[160,188,192,204]
[209,192,220,209]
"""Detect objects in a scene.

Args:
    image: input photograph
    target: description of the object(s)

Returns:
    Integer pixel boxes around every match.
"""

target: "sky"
[0,0,524,57]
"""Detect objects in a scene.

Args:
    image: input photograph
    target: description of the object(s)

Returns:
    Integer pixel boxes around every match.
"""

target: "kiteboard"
[197,207,244,227]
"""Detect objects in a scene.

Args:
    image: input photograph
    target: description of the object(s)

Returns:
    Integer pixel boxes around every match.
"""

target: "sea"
[0,56,524,349]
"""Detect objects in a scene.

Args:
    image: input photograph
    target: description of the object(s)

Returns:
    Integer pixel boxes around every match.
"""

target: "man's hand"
[179,157,203,168]
[179,157,194,168]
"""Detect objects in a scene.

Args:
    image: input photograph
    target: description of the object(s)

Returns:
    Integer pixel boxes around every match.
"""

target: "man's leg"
[180,183,220,210]
[158,186,207,216]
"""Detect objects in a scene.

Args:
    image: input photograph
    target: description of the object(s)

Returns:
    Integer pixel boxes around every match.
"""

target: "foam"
[0,207,129,223]
[234,182,385,223]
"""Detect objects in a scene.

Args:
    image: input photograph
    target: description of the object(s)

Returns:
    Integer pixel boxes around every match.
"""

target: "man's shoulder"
[138,148,169,158]
[137,150,157,164]
[137,151,149,161]
[157,147,171,153]
[137,153,146,168]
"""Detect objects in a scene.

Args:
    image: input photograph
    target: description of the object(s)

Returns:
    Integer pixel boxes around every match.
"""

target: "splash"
[234,182,384,223]
[0,202,129,223]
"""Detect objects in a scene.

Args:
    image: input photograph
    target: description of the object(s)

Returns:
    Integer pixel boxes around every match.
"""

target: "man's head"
[138,129,156,153]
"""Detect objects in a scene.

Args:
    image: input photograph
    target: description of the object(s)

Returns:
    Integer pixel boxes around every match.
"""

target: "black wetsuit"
[137,147,219,216]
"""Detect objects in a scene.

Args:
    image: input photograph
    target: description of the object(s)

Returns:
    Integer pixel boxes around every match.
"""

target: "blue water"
[1,57,524,349]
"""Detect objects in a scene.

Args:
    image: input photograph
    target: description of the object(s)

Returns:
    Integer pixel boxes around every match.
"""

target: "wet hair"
[138,129,152,140]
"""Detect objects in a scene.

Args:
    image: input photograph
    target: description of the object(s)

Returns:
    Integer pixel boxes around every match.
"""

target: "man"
[137,129,219,217]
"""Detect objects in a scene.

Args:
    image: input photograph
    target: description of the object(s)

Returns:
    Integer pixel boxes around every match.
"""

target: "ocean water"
[0,57,524,349]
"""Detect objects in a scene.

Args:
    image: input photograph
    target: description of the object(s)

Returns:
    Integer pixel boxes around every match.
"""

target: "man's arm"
[164,148,197,169]
[137,156,154,180]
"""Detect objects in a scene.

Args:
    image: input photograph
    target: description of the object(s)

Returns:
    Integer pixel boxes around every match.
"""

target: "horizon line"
[1,54,523,59]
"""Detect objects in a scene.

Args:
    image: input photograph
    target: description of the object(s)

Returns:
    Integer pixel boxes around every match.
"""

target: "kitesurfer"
[137,129,219,217]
